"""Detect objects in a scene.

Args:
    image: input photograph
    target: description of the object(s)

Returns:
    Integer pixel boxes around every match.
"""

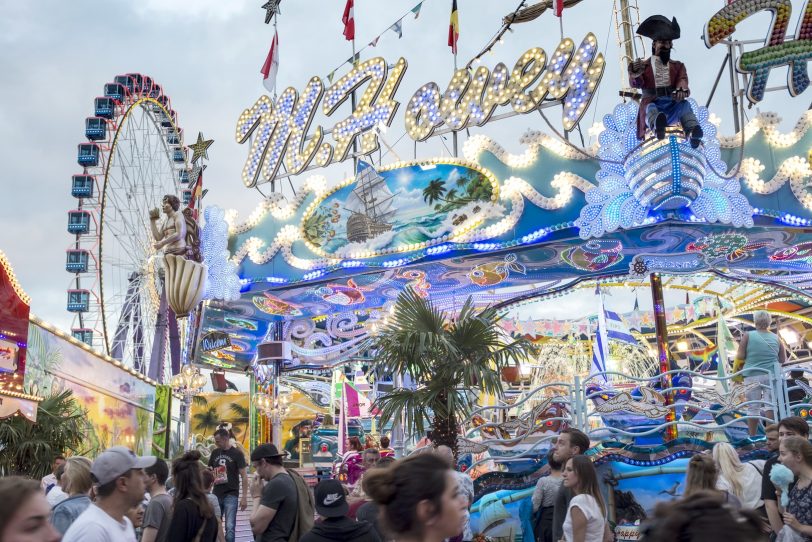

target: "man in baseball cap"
[63,446,155,542]
[299,478,381,542]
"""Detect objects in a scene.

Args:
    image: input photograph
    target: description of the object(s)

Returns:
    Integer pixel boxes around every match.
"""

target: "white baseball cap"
[91,446,156,486]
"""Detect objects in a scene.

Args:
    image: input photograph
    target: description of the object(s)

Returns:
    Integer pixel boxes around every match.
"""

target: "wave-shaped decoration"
[717,110,812,149]
[576,100,753,239]
[740,156,812,206]
[463,131,599,167]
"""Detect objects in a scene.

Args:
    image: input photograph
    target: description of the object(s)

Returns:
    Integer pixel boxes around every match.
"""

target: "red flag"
[342,0,355,41]
[260,29,279,93]
[448,0,459,54]
[554,0,564,17]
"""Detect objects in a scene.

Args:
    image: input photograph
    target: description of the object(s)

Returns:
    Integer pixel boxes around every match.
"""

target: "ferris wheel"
[66,73,195,377]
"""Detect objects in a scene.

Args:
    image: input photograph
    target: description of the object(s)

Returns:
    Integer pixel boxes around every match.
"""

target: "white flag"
[261,30,279,93]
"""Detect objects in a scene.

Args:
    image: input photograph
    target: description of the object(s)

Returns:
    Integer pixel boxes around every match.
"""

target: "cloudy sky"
[1,0,809,339]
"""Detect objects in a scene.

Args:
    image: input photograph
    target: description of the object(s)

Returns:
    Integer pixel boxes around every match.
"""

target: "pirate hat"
[637,15,681,41]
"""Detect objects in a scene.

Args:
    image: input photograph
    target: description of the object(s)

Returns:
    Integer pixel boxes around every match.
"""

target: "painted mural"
[302,161,500,257]
[24,320,156,455]
[191,392,250,447]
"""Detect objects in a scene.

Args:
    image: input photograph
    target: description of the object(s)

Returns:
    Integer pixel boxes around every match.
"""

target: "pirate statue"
[628,15,703,148]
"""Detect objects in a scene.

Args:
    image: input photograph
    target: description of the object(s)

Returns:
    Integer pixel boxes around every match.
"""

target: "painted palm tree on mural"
[193,405,220,434]
[371,288,534,454]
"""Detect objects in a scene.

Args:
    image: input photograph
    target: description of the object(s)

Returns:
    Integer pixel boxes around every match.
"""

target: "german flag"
[448,0,459,54]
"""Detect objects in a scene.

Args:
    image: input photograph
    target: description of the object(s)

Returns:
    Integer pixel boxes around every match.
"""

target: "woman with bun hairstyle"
[167,451,220,542]
[362,454,468,542]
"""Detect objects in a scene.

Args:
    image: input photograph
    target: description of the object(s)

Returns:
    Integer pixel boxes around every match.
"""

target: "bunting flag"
[369,36,380,47]
[327,70,336,83]
[554,0,564,17]
[346,52,360,66]
[448,0,459,54]
[342,0,355,41]
[412,2,423,18]
[390,20,403,38]
[260,29,280,93]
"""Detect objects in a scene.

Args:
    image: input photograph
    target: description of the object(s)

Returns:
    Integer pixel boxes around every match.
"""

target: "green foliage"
[421,173,494,214]
[371,288,533,450]
[302,209,332,247]
[193,405,220,433]
[0,388,97,478]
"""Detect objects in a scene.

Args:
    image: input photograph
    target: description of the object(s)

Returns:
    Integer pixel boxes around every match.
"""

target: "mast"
[614,0,641,99]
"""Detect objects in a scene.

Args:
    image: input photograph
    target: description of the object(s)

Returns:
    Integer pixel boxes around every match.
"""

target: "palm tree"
[0,388,97,478]
[371,288,533,454]
[193,405,220,434]
[422,178,447,205]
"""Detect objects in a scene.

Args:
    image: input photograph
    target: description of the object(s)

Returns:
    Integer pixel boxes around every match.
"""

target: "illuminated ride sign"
[235,33,604,187]
[704,0,812,103]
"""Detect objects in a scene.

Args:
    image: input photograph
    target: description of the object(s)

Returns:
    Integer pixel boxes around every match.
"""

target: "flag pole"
[273,13,279,99]
[351,37,359,170]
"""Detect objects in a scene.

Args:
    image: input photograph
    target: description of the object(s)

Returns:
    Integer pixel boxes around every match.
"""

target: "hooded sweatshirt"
[300,516,381,542]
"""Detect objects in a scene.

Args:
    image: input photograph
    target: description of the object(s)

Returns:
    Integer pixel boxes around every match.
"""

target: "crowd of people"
[5,417,812,542]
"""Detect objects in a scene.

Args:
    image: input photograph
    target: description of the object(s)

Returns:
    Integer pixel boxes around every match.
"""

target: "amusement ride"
[26,0,812,540]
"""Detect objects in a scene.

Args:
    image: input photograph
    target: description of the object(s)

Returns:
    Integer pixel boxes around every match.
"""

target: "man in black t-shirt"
[249,443,299,542]
[762,417,810,537]
[208,428,248,542]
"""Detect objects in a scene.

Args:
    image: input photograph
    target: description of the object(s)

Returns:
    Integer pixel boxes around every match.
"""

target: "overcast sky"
[1,0,809,339]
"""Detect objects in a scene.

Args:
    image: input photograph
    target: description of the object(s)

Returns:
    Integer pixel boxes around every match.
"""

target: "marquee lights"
[406,35,604,140]
[235,35,605,187]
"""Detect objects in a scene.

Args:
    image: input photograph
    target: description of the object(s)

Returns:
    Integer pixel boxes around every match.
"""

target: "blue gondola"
[150,84,162,99]
[94,97,115,118]
[114,74,134,93]
[182,189,192,205]
[71,175,95,198]
[67,210,91,234]
[141,76,154,94]
[178,169,189,183]
[85,117,107,141]
[104,83,124,101]
[161,110,175,128]
[173,148,186,163]
[71,328,93,345]
[65,250,90,273]
[126,73,143,92]
[77,144,100,166]
[67,290,90,312]
[167,130,180,145]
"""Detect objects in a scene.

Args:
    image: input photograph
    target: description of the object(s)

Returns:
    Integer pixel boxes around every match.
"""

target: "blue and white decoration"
[201,206,242,301]
[576,100,754,239]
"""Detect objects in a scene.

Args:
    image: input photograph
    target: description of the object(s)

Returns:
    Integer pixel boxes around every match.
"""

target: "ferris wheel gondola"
[66,73,194,378]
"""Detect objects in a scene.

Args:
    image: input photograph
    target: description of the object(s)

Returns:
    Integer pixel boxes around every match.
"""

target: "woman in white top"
[713,442,764,510]
[560,455,606,542]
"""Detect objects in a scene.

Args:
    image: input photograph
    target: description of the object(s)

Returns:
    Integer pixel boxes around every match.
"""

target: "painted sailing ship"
[345,161,397,243]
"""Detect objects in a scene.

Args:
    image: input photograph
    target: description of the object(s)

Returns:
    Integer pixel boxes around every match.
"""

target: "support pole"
[650,273,677,441]
[271,321,284,447]
[727,43,741,133]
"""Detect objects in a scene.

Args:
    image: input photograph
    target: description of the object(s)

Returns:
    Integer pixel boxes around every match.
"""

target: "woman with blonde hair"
[51,456,94,534]
[684,454,741,508]
[712,442,763,510]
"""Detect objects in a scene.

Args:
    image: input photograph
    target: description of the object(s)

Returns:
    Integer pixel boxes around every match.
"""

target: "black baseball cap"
[314,478,348,518]
[250,443,286,462]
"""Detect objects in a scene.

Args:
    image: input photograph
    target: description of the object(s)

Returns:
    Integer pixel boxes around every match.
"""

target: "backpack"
[285,468,315,542]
